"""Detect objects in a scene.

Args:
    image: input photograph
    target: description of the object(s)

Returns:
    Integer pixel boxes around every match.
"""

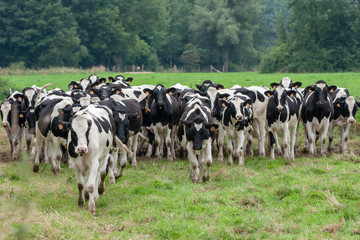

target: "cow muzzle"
[2,122,9,128]
[349,118,356,124]
[236,114,243,120]
[317,101,325,108]
[193,145,202,151]
[77,147,88,156]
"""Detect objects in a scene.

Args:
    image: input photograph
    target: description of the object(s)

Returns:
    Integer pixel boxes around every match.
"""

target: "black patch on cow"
[256,91,265,102]
[106,139,109,147]
[134,90,141,98]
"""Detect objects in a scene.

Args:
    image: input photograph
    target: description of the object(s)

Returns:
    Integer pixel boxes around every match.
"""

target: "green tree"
[0,0,87,68]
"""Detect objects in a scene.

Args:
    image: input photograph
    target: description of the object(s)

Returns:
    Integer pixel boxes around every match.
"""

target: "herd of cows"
[0,74,359,213]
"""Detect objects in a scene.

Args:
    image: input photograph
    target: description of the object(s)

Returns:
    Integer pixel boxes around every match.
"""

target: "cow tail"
[34,83,54,102]
[115,136,134,158]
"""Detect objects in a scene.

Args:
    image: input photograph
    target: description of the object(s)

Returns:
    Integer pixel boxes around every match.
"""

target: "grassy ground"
[1,72,360,239]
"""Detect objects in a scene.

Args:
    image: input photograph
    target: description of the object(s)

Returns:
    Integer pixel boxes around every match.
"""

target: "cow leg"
[32,128,43,173]
[254,119,266,157]
[303,122,309,151]
[51,140,62,174]
[187,143,199,183]
[131,133,139,166]
[342,123,351,153]
[165,127,173,161]
[225,132,234,166]
[268,129,276,160]
[153,126,162,159]
[25,129,33,153]
[98,154,109,195]
[289,125,297,160]
[204,140,212,182]
[217,126,225,162]
[145,131,154,158]
[274,132,282,155]
[170,126,177,161]
[74,168,85,208]
[108,152,116,184]
[306,124,316,156]
[320,121,330,156]
[282,123,290,159]
[245,129,253,157]
[198,151,205,183]
[87,159,99,214]
[44,141,50,164]
[115,148,127,180]
[237,131,245,166]
[328,122,335,153]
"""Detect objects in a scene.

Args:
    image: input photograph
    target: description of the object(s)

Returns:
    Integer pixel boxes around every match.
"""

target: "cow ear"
[14,93,24,102]
[88,88,97,95]
[304,86,314,93]
[205,123,219,131]
[195,84,201,90]
[219,99,230,107]
[214,84,224,90]
[264,91,273,97]
[218,93,230,100]
[287,90,297,98]
[108,77,115,82]
[270,83,279,89]
[356,101,360,108]
[167,87,177,96]
[128,112,141,119]
[58,120,70,131]
[143,88,153,96]
[328,85,337,93]
[112,88,122,95]
[126,77,133,84]
[293,82,302,88]
[243,99,253,107]
[181,120,191,128]
[91,81,100,88]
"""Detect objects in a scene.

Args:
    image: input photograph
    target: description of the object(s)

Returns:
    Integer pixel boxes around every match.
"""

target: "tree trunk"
[223,47,229,72]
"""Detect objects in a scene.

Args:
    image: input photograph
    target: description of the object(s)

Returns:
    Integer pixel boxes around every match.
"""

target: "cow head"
[334,96,360,124]
[88,85,112,100]
[220,96,253,120]
[68,81,82,91]
[305,81,337,108]
[181,117,218,150]
[114,110,141,144]
[143,84,176,110]
[265,86,296,113]
[21,107,36,133]
[1,92,23,128]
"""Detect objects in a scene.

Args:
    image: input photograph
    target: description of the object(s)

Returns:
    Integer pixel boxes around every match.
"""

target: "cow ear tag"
[308,89,312,93]
[74,85,78,88]
[246,103,250,107]
[267,93,271,97]
[290,93,294,97]
[136,114,140,118]
[210,126,215,131]
[168,91,172,95]
[218,88,223,90]
[222,97,227,100]
[58,124,63,130]
[337,103,341,107]
[145,91,149,95]
[19,113,24,118]
[116,90,120,94]
[222,102,226,107]
[182,123,186,127]
[294,85,299,88]
[90,90,94,94]
[330,89,334,93]
[18,96,23,101]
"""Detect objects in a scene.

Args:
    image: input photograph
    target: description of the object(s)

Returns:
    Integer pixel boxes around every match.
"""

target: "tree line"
[0,0,359,72]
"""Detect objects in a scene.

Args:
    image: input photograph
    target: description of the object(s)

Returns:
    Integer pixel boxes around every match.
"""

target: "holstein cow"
[178,101,218,183]
[32,94,75,173]
[232,86,269,157]
[219,95,254,166]
[143,84,180,161]
[100,97,142,183]
[60,105,115,214]
[264,86,299,160]
[79,74,99,90]
[328,88,360,153]
[301,80,337,156]
[0,91,25,160]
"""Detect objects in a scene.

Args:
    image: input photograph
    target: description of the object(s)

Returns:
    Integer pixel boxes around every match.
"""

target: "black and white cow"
[108,75,133,88]
[32,95,75,173]
[178,102,218,183]
[328,88,360,153]
[60,104,115,214]
[79,74,99,90]
[0,91,25,160]
[219,95,254,166]
[265,86,299,160]
[143,84,180,161]
[301,80,337,156]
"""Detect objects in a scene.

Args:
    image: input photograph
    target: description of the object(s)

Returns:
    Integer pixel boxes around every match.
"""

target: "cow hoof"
[192,179,198,184]
[109,176,115,184]
[132,162,137,167]
[227,162,233,166]
[202,176,210,182]
[53,168,61,175]
[78,200,84,208]
[33,165,39,173]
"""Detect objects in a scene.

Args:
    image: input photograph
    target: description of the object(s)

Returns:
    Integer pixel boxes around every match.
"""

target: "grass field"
[1,72,360,239]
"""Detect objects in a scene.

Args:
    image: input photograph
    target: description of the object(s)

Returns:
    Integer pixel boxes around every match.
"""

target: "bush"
[0,77,11,102]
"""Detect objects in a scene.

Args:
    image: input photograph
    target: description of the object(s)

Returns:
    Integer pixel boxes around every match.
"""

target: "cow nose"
[236,114,243,120]
[78,147,87,154]
[317,101,325,108]
[193,145,202,150]
[349,118,356,124]
[2,122,9,127]
[157,101,164,106]
[277,106,283,111]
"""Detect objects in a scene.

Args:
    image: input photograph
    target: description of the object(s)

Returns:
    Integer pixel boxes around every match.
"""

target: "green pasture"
[1,72,360,239]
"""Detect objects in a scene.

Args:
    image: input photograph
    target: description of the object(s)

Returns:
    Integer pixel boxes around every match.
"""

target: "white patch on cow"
[166,94,173,104]
[194,123,203,131]
[30,108,35,113]
[1,101,11,124]
[73,106,81,113]
[317,82,326,90]
[276,86,285,109]
[281,77,292,89]
[206,87,218,110]
[157,85,162,91]
[119,113,126,121]
[204,83,210,87]
[89,75,98,83]
[185,105,208,122]
[346,96,356,119]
